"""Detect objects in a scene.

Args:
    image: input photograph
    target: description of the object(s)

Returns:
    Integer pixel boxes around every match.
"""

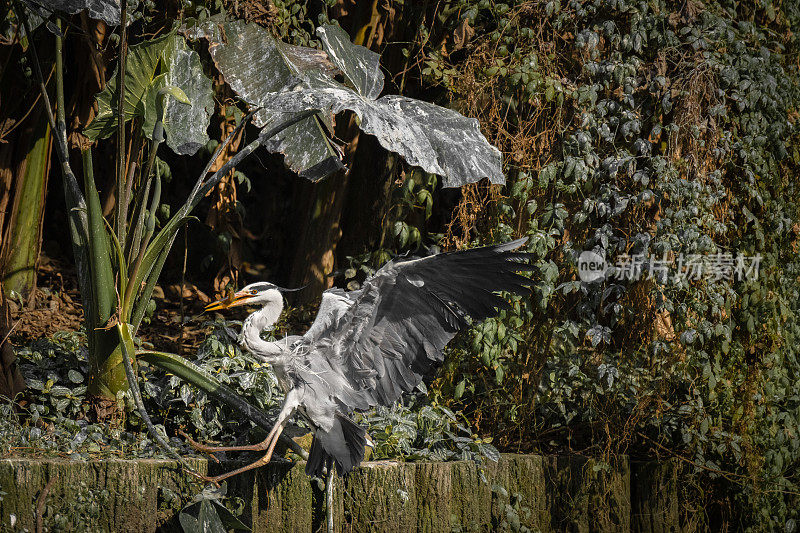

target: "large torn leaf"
[85,33,213,156]
[27,0,122,25]
[183,17,343,179]
[316,24,383,99]
[264,24,504,188]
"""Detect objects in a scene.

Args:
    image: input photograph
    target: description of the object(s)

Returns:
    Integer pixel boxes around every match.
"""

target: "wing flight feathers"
[310,238,534,409]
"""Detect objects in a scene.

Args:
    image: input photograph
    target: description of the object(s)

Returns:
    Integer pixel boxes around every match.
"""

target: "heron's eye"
[250,289,258,295]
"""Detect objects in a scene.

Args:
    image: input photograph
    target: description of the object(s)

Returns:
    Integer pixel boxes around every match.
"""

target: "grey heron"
[190,238,534,483]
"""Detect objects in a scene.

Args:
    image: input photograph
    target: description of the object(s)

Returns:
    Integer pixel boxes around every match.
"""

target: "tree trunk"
[0,283,24,400]
[285,1,409,303]
[336,134,399,258]
[286,166,351,303]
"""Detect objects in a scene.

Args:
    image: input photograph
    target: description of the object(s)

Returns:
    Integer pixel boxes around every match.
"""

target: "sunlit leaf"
[142,37,214,155]
[85,33,170,140]
[86,33,213,156]
[32,0,122,25]
[260,24,503,188]
[183,17,343,179]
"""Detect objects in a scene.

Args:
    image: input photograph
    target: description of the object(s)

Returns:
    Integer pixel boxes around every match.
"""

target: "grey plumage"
[197,238,533,482]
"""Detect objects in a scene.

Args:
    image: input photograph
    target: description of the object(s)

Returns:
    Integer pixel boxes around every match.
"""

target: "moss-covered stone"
[490,454,550,530]
[543,455,631,532]
[339,461,416,532]
[630,460,680,533]
[0,457,206,532]
[0,454,683,531]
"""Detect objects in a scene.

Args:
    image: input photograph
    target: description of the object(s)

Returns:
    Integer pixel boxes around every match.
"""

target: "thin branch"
[188,108,258,201]
[130,110,327,329]
[54,18,67,156]
[13,1,83,206]
[189,109,318,210]
[115,0,128,246]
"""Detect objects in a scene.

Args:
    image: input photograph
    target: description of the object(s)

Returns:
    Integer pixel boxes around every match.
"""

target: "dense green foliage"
[1,322,497,469]
[380,0,800,529]
[193,1,800,527]
[4,0,800,529]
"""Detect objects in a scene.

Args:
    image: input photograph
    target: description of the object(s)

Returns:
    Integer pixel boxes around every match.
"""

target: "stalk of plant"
[15,6,319,462]
[16,6,314,403]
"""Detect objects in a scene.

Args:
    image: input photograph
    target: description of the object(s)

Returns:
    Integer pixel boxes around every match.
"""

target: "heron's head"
[204,282,299,312]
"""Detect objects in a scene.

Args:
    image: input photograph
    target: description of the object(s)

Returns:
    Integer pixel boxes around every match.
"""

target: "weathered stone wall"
[0,455,681,532]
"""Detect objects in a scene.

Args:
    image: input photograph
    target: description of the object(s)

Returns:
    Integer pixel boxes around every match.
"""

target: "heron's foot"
[179,430,271,457]
[198,449,277,485]
[184,468,222,488]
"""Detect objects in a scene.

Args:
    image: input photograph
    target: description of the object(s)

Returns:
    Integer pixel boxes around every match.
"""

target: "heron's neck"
[241,300,285,361]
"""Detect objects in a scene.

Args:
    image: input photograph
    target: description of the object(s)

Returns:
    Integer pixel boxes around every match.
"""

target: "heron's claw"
[184,468,222,487]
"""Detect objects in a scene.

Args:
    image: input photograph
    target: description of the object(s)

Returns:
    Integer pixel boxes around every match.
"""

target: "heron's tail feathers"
[305,414,365,477]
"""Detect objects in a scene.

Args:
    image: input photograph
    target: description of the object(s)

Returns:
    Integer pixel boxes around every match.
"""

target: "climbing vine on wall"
[386,0,800,529]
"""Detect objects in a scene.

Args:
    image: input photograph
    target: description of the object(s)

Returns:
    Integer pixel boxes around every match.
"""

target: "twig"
[35,476,55,533]
[116,323,203,478]
[188,108,258,201]
[179,225,187,354]
[0,317,21,348]
[189,109,318,210]
[13,2,83,205]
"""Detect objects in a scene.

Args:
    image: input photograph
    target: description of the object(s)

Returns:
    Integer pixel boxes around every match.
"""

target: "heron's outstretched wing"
[314,238,534,408]
[303,288,359,342]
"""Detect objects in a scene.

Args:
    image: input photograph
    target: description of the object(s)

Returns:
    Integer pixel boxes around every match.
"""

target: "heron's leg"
[194,393,301,486]
[181,430,272,454]
[181,391,301,455]
[201,418,289,485]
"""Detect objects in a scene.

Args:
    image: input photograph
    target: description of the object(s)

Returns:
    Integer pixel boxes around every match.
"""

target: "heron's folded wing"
[319,238,535,408]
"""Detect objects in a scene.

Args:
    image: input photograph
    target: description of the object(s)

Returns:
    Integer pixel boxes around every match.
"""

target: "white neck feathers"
[240,296,285,360]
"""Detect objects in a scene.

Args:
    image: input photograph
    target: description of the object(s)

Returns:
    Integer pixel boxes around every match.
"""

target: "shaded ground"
[8,253,319,353]
[9,254,215,354]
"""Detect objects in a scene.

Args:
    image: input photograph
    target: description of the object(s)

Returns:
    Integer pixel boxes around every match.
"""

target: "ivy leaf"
[477,442,501,462]
[454,379,466,400]
[179,500,226,533]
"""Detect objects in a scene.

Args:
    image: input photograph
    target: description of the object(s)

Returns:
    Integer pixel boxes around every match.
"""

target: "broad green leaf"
[80,150,115,328]
[184,18,342,180]
[86,33,212,155]
[85,33,172,140]
[260,24,504,188]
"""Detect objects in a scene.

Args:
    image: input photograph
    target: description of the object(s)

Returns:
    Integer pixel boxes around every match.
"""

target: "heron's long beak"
[204,291,254,312]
